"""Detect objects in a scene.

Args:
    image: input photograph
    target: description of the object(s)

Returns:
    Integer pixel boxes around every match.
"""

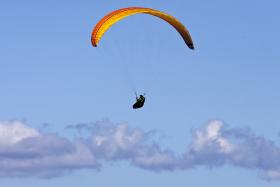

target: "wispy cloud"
[0,120,280,180]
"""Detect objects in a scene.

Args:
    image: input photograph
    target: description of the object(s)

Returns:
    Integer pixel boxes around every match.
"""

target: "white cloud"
[192,120,235,153]
[262,170,280,181]
[183,120,280,180]
[0,121,98,178]
[0,121,40,146]
[90,123,145,160]
[0,119,280,181]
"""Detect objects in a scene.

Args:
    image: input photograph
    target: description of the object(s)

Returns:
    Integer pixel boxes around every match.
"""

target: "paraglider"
[133,94,146,109]
[91,7,195,109]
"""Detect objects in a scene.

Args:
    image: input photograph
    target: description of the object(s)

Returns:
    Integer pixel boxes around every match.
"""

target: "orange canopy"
[91,7,194,49]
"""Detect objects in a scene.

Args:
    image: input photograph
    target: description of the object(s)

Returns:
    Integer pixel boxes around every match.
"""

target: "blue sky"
[0,0,280,186]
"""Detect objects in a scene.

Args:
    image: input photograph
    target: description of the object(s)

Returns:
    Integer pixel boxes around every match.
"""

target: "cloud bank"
[0,120,280,180]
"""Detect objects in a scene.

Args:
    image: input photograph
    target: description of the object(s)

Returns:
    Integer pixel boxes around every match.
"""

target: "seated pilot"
[133,94,145,109]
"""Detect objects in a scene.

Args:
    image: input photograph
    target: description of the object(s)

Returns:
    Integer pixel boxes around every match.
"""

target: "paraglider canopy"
[91,7,194,49]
